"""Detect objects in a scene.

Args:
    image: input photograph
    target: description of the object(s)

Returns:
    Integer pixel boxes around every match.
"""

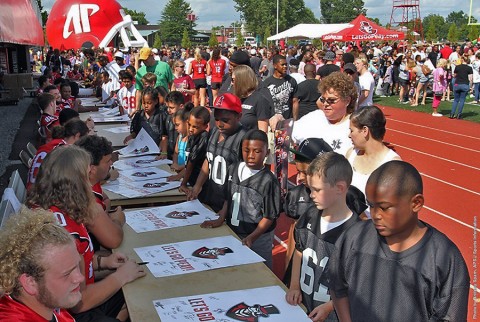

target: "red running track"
[271,105,480,320]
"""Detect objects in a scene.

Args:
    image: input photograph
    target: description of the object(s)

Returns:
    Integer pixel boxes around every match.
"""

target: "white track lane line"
[420,172,480,196]
[388,128,480,153]
[274,235,288,249]
[423,205,480,232]
[386,118,480,140]
[393,143,480,171]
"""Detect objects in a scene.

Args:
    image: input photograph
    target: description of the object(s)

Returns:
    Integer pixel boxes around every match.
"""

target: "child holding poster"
[201,129,280,269]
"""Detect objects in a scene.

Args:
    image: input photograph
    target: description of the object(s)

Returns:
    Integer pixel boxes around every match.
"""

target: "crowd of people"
[0,38,473,321]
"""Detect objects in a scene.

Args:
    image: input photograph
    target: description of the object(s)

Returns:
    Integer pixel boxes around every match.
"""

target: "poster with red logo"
[134,235,264,278]
[153,286,310,321]
[125,200,216,233]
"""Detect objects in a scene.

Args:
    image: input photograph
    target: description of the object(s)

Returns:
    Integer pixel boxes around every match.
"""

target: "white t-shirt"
[358,72,375,107]
[292,109,352,156]
[184,57,194,77]
[101,80,119,105]
[117,85,137,115]
[290,72,306,84]
[472,59,480,84]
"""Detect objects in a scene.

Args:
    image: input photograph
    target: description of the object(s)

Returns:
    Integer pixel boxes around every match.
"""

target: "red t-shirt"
[27,139,66,190]
[0,295,75,322]
[208,59,226,83]
[92,182,106,211]
[191,59,207,80]
[55,97,75,116]
[40,113,60,142]
[50,205,95,285]
[173,75,195,102]
[440,46,453,59]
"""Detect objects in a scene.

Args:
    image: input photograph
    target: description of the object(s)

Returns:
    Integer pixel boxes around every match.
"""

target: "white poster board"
[134,235,265,278]
[126,200,216,233]
[118,167,171,182]
[116,128,160,156]
[114,155,172,170]
[102,178,180,198]
[153,286,310,322]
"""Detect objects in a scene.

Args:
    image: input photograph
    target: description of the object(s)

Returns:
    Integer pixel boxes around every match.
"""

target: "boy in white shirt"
[101,71,119,105]
[117,71,137,116]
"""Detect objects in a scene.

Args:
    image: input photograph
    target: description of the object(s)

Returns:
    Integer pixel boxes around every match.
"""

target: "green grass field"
[373,95,480,123]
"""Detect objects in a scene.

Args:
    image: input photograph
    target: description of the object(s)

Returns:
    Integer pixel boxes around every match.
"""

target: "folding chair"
[26,142,37,158]
[0,199,16,228]
[7,169,27,203]
[19,150,33,169]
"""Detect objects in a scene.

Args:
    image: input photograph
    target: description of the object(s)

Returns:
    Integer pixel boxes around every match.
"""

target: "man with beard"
[0,208,84,321]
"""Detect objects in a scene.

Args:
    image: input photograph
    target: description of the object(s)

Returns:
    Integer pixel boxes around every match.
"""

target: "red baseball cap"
[211,93,242,114]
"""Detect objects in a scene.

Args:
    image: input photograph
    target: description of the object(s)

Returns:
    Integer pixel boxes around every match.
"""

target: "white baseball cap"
[114,51,124,59]
[152,48,159,54]
[250,49,256,55]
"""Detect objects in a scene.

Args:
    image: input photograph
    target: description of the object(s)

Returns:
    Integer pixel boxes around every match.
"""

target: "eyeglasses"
[319,96,340,105]
[176,65,185,68]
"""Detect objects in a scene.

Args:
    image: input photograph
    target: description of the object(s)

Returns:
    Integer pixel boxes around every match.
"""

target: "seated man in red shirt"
[75,135,124,251]
[0,207,83,322]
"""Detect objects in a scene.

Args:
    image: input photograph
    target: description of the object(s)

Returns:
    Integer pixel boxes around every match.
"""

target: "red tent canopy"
[322,14,404,42]
[0,0,44,46]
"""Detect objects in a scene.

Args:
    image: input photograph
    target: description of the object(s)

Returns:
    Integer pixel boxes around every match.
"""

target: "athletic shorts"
[211,82,222,90]
[399,79,409,86]
[193,79,207,89]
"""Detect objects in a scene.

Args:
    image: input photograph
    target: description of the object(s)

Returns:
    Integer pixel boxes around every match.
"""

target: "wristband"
[160,152,168,155]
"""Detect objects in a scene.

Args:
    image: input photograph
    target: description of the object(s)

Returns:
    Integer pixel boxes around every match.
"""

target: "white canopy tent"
[267,23,350,41]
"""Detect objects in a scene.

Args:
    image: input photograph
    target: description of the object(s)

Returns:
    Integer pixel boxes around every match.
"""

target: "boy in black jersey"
[283,138,334,283]
[163,91,185,159]
[330,161,469,322]
[179,107,210,192]
[189,93,246,212]
[201,130,280,269]
[286,152,360,322]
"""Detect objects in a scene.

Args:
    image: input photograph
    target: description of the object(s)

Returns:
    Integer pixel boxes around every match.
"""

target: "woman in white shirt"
[346,105,401,217]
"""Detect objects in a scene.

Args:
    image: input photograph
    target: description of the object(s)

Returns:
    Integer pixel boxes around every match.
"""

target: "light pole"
[276,0,279,35]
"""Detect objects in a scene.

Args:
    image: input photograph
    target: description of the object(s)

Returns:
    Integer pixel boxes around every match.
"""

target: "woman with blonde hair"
[187,48,207,106]
[232,65,273,132]
[207,48,226,102]
[26,145,145,321]
[431,58,448,116]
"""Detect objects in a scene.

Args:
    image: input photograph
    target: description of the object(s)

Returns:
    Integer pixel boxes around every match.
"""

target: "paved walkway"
[0,97,39,196]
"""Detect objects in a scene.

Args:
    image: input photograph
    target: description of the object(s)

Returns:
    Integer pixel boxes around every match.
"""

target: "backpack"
[421,64,432,76]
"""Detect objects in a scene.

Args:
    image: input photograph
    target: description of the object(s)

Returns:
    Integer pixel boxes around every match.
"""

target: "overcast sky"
[42,0,480,31]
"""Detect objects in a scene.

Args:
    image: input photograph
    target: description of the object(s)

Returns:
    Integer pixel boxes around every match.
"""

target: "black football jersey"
[200,126,246,212]
[225,162,281,236]
[294,207,360,317]
[284,184,314,220]
[185,131,209,187]
[329,220,470,322]
[163,113,178,160]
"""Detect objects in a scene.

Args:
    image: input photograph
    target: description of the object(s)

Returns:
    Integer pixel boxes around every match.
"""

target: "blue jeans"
[474,83,480,102]
[450,83,469,116]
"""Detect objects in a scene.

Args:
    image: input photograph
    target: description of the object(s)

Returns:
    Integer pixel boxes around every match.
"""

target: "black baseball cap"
[289,138,333,162]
